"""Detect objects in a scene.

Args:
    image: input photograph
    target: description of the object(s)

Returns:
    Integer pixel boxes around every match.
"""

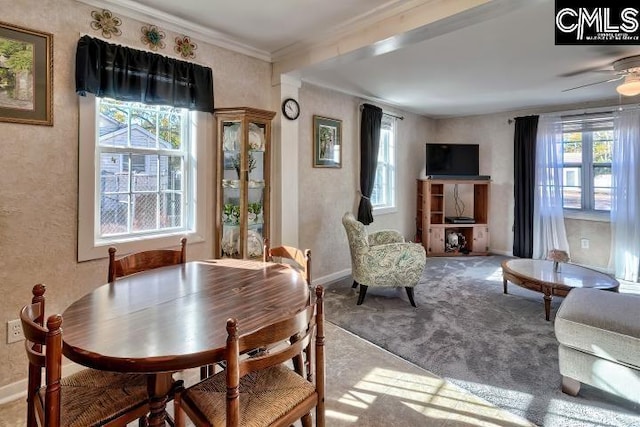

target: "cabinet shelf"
[222,222,264,228]
[417,178,490,257]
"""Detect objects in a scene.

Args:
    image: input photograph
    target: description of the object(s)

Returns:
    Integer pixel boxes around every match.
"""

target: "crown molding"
[75,0,272,62]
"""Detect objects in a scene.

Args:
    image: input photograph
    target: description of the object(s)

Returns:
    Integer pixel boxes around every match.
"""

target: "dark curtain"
[357,104,383,225]
[513,115,539,258]
[75,35,214,113]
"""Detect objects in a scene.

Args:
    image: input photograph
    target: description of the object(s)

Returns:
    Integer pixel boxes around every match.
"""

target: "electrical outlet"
[7,319,24,344]
[581,238,590,249]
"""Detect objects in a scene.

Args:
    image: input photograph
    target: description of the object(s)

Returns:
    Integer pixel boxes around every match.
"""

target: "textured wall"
[434,112,515,254]
[565,219,610,269]
[0,0,271,387]
[436,106,615,263]
[298,83,434,279]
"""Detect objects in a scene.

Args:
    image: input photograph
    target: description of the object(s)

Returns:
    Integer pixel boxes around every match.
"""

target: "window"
[98,98,189,235]
[561,114,613,213]
[371,114,396,212]
[78,95,208,261]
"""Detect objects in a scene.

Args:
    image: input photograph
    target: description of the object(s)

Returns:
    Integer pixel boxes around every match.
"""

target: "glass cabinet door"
[246,121,266,259]
[220,120,242,257]
[216,107,275,260]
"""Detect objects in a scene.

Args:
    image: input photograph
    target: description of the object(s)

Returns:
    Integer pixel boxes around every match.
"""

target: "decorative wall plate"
[248,123,265,151]
[141,25,165,50]
[175,36,197,59]
[247,230,264,257]
[223,125,239,151]
[90,9,122,38]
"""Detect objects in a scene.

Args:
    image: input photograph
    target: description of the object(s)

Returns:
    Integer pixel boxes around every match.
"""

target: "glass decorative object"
[548,249,570,272]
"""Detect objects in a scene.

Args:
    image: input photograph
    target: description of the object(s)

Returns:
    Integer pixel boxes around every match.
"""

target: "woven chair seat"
[183,364,316,427]
[37,369,148,427]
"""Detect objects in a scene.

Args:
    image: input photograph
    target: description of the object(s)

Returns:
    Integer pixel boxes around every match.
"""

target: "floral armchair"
[342,212,426,306]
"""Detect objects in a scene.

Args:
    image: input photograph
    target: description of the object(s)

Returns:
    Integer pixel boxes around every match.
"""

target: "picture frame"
[0,21,53,126]
[313,115,341,168]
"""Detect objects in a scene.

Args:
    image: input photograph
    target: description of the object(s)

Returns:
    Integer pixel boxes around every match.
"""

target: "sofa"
[554,287,640,404]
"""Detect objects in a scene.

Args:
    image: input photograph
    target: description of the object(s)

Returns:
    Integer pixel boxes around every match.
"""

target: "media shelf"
[416,179,490,256]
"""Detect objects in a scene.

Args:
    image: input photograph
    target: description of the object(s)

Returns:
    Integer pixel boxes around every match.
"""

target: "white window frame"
[78,94,208,261]
[561,114,613,222]
[372,114,397,215]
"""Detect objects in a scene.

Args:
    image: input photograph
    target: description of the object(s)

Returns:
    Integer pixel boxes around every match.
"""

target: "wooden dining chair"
[21,284,150,427]
[200,241,312,383]
[174,286,326,427]
[108,237,187,282]
[263,239,311,285]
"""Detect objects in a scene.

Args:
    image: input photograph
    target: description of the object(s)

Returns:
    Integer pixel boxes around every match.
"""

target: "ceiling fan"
[563,55,640,96]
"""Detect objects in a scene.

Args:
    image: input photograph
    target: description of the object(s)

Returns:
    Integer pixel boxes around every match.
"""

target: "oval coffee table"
[501,259,619,321]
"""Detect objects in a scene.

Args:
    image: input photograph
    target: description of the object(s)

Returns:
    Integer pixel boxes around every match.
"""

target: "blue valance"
[75,35,214,113]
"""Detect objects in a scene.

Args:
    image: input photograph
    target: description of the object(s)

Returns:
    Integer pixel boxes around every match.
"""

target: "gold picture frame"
[313,115,342,168]
[0,21,53,126]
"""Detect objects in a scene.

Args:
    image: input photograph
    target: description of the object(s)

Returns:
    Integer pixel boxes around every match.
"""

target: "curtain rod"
[359,103,404,120]
[509,103,640,123]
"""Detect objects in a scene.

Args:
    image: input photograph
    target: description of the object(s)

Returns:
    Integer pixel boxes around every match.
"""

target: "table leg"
[503,277,508,294]
[543,289,552,321]
[147,373,174,427]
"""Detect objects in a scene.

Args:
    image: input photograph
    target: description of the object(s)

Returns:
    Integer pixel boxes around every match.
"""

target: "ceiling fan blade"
[558,67,622,77]
[562,75,625,92]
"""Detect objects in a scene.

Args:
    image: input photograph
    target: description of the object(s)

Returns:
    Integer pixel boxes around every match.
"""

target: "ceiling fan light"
[616,75,640,96]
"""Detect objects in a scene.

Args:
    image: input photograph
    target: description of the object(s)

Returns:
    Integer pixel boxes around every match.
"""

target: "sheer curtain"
[611,109,640,282]
[532,115,570,259]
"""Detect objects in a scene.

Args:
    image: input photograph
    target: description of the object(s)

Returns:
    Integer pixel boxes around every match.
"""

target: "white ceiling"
[88,0,640,118]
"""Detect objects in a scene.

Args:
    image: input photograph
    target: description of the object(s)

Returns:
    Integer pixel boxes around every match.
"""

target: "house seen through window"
[561,114,613,212]
[98,98,191,237]
[371,114,396,211]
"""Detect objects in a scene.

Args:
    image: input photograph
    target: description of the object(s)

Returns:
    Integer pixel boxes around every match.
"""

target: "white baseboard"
[489,249,512,256]
[0,362,85,405]
[0,377,27,405]
[314,268,351,286]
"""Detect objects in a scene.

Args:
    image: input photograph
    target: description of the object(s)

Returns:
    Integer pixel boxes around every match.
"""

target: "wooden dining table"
[61,258,310,426]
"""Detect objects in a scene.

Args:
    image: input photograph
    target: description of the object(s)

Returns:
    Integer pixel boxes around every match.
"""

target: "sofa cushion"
[555,288,640,369]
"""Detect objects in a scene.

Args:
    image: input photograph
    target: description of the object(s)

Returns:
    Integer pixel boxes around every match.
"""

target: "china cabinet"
[214,107,276,259]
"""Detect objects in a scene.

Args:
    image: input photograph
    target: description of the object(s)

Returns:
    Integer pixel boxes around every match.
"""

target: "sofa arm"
[368,230,405,246]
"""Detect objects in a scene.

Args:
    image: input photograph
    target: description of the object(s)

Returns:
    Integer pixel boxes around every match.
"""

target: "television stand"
[416,178,490,256]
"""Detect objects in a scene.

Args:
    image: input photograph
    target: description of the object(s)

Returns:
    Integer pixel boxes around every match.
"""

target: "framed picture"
[313,115,341,168]
[0,21,53,126]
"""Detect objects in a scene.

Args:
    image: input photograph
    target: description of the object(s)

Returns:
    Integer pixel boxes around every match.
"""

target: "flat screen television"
[425,143,479,177]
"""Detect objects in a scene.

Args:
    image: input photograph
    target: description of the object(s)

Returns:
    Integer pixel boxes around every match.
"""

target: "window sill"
[563,210,610,222]
[78,231,205,262]
[373,206,398,216]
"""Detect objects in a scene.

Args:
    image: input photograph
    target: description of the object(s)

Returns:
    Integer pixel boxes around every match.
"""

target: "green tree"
[5,46,32,72]
[100,100,183,149]
[0,39,33,99]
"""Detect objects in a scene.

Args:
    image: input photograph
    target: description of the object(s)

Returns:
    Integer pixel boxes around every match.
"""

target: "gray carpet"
[324,255,640,427]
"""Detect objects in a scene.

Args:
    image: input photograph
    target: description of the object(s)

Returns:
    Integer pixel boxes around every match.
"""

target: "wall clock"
[282,98,300,120]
